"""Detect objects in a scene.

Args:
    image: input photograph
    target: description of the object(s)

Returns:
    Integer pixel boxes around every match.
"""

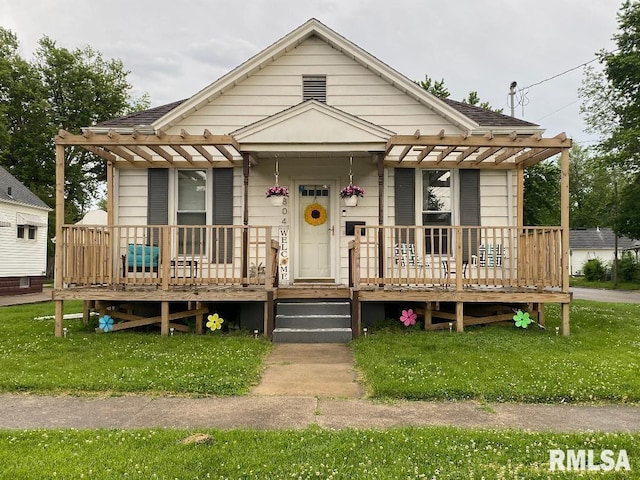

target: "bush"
[617,252,640,282]
[583,258,607,281]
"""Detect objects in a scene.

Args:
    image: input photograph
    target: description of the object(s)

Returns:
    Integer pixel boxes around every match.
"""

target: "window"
[302,75,327,102]
[19,277,30,288]
[177,170,207,255]
[422,170,451,254]
[16,225,36,240]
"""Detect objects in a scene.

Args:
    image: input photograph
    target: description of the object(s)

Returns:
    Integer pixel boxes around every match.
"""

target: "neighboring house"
[570,227,638,276]
[51,19,572,339]
[0,165,51,295]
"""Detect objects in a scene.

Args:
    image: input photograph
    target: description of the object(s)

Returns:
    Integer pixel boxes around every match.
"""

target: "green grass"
[0,301,271,396]
[570,276,640,290]
[0,426,637,479]
[353,301,640,403]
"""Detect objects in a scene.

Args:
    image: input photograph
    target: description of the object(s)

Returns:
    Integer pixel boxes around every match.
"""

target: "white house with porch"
[52,19,572,339]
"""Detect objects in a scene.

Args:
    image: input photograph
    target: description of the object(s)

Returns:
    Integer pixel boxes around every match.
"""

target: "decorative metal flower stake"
[98,315,114,332]
[513,310,533,328]
[206,313,224,332]
[400,309,417,327]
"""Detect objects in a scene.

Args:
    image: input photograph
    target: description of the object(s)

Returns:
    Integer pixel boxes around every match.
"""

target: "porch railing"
[60,224,277,288]
[350,226,564,290]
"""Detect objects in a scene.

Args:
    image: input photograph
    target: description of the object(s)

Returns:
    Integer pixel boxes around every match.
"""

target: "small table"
[170,259,198,278]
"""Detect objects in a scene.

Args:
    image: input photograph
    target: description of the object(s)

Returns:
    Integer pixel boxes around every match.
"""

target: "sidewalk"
[1,343,639,432]
[1,393,639,432]
[0,287,52,307]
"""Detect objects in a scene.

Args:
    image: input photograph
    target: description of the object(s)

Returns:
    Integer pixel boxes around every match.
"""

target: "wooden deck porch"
[53,223,570,336]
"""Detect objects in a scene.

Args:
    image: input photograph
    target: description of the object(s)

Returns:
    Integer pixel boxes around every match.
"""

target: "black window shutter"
[147,169,168,246]
[459,169,480,262]
[394,168,415,243]
[212,168,234,262]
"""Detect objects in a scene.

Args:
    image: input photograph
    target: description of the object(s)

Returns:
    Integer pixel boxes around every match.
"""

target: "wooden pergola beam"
[387,133,569,149]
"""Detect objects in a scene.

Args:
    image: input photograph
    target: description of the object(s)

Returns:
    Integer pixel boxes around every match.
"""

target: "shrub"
[583,257,607,281]
[617,251,640,282]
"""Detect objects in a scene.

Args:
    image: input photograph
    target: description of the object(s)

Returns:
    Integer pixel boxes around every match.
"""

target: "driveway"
[571,287,640,303]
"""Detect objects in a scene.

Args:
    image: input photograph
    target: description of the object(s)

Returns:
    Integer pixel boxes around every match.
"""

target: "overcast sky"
[3,0,622,145]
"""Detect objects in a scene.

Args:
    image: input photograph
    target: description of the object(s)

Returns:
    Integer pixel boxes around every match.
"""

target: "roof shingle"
[0,165,50,209]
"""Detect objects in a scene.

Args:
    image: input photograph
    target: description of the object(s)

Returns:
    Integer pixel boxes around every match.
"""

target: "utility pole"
[509,81,517,117]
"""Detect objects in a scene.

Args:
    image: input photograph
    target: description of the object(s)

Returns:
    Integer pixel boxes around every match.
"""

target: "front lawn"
[353,301,640,403]
[1,426,637,479]
[0,301,271,396]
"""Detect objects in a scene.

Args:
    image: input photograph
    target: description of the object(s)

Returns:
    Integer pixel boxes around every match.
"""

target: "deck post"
[54,143,65,337]
[424,301,432,330]
[82,301,91,325]
[161,301,169,336]
[456,302,464,332]
[377,154,385,284]
[242,154,250,286]
[560,146,571,336]
[266,291,275,338]
[351,290,361,337]
[195,301,204,334]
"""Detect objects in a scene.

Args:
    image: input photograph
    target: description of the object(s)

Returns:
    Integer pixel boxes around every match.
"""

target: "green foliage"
[1,427,638,478]
[618,251,640,282]
[0,302,271,396]
[0,27,150,224]
[416,74,503,112]
[617,173,640,239]
[523,159,561,225]
[582,257,608,281]
[354,301,640,402]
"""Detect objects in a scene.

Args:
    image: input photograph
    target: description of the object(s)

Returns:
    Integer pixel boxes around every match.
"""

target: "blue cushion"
[127,244,159,268]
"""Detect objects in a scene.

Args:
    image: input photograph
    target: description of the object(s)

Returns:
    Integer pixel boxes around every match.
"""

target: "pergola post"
[560,147,571,336]
[54,144,65,337]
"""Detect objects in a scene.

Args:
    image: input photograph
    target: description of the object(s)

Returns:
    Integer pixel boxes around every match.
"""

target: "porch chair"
[122,244,160,277]
[479,244,502,267]
[394,243,425,269]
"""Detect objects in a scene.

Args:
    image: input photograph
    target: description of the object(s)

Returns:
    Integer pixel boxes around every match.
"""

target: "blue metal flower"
[98,315,114,332]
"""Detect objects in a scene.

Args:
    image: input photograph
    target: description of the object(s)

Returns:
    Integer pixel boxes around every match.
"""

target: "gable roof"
[0,165,50,210]
[233,100,394,148]
[570,228,637,251]
[96,19,538,134]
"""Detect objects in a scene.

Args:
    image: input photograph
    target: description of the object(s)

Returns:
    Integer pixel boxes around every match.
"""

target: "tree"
[579,1,640,239]
[569,144,616,228]
[416,75,503,113]
[523,160,561,226]
[0,28,149,221]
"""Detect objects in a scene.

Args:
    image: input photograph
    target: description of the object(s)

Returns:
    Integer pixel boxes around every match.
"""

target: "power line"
[522,49,619,90]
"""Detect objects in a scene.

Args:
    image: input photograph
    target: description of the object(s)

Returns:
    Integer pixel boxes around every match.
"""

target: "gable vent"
[303,75,327,103]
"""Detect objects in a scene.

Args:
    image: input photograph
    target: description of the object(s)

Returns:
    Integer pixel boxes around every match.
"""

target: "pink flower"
[400,309,417,327]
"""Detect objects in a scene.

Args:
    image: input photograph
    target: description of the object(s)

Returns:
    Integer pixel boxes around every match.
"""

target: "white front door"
[296,183,334,281]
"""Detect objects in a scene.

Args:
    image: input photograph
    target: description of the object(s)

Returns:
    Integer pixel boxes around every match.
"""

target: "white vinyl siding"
[0,203,48,277]
[169,36,461,136]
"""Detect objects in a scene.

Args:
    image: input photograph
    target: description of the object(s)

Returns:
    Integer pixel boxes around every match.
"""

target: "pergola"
[53,128,572,336]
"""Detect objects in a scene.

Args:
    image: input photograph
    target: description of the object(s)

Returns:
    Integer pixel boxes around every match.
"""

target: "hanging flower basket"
[343,195,358,207]
[266,185,289,206]
[340,184,364,206]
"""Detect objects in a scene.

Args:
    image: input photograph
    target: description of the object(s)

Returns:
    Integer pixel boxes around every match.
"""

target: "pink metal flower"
[400,309,417,326]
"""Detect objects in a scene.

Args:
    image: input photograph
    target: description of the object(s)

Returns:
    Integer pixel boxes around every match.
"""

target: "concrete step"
[276,301,350,316]
[272,328,353,343]
[275,314,351,329]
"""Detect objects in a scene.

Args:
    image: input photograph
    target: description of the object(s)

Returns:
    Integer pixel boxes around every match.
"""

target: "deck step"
[272,328,352,343]
[274,301,352,343]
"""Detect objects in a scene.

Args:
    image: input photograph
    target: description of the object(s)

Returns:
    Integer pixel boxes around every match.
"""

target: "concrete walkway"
[1,393,639,432]
[250,343,363,398]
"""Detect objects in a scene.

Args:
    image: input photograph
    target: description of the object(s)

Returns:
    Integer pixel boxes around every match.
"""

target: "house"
[51,19,572,339]
[570,227,638,275]
[0,165,51,295]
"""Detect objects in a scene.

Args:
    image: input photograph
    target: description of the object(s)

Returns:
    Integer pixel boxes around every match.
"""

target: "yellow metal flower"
[206,313,224,331]
[304,202,327,226]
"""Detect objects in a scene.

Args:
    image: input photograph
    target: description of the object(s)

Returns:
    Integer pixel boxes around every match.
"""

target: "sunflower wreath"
[304,202,327,226]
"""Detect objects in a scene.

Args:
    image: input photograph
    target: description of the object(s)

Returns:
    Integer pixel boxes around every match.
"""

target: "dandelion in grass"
[513,310,532,328]
[207,313,224,331]
[400,309,417,327]
[98,315,114,332]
